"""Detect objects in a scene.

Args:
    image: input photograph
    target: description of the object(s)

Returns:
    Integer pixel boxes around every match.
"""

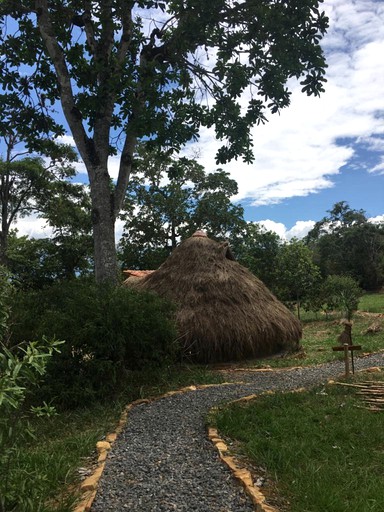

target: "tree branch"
[35,0,97,173]
[114,129,136,217]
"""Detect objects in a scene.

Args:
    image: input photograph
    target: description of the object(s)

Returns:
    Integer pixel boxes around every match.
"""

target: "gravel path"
[91,354,383,512]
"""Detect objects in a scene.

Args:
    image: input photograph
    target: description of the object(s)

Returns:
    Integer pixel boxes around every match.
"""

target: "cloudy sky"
[11,0,384,240]
[190,0,384,239]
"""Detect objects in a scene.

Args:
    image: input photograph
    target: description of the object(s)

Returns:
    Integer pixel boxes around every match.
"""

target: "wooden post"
[343,343,350,377]
[332,345,361,378]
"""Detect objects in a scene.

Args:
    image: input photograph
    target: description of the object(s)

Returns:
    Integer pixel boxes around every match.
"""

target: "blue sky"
[186,0,384,239]
[8,0,384,240]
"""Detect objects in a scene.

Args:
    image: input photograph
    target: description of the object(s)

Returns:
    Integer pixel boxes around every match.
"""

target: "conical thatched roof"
[128,231,302,363]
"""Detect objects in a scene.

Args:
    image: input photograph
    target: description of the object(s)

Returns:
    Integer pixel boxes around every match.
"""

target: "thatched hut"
[126,231,302,363]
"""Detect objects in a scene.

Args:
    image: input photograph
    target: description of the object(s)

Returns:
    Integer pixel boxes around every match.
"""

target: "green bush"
[320,275,362,320]
[0,266,12,341]
[1,265,64,511]
[10,280,178,407]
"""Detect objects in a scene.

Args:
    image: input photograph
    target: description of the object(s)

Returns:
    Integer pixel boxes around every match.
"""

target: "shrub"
[10,280,178,407]
[0,266,12,341]
[0,265,63,511]
[320,275,362,320]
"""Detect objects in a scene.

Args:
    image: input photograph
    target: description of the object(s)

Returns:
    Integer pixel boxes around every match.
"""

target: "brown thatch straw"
[127,232,302,363]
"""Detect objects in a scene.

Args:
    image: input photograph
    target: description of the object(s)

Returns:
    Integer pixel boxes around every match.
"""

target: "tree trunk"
[89,167,119,283]
[0,230,8,267]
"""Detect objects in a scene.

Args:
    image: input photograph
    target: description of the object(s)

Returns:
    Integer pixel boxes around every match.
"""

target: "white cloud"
[369,214,384,224]
[14,215,53,239]
[258,219,316,241]
[258,220,287,239]
[286,221,316,240]
[369,158,384,175]
[186,0,384,208]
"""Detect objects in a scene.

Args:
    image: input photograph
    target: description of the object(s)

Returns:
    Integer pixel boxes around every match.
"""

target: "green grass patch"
[359,292,384,313]
[4,403,121,512]
[213,373,384,512]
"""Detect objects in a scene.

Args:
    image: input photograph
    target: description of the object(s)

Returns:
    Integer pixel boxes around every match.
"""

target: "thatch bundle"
[126,232,302,363]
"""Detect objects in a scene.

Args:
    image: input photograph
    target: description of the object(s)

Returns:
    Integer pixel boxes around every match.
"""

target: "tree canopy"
[0,143,83,265]
[119,147,244,269]
[0,1,328,282]
[306,202,384,290]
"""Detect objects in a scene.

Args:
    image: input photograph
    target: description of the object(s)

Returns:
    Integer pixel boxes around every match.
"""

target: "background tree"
[0,131,80,267]
[306,202,384,290]
[119,147,244,269]
[1,1,328,282]
[229,222,281,290]
[4,169,93,288]
[319,275,362,320]
[275,239,321,319]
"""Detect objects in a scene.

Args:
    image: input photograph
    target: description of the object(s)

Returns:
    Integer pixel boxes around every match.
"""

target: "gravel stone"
[91,353,383,512]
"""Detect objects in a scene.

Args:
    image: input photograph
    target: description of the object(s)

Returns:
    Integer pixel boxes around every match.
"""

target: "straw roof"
[127,232,302,363]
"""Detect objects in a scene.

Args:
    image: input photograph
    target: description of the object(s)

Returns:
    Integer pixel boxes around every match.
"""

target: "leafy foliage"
[306,202,384,290]
[119,147,245,269]
[0,1,328,281]
[0,267,63,512]
[319,275,362,320]
[0,337,63,512]
[229,223,282,290]
[6,233,92,289]
[0,143,92,272]
[0,266,12,341]
[10,280,178,407]
[275,239,321,319]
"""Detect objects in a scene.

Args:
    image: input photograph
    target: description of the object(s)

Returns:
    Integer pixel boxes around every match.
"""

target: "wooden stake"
[344,343,350,377]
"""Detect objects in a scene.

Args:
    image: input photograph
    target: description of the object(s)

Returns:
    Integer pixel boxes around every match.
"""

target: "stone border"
[73,365,382,512]
[72,382,239,512]
[206,388,306,512]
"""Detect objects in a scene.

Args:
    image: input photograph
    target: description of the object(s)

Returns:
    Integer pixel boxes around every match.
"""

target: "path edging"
[73,364,382,512]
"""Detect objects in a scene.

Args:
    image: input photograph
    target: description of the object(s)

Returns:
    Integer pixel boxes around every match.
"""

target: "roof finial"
[192,230,208,238]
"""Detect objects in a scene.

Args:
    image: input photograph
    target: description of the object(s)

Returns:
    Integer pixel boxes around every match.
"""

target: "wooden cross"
[332,344,362,377]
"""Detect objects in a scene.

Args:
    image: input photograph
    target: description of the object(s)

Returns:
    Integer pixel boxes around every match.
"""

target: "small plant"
[0,337,64,512]
[320,275,362,320]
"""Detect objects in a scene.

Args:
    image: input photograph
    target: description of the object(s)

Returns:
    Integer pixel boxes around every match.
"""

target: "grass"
[213,372,384,512]
[1,403,122,512]
[358,291,384,313]
[4,292,383,511]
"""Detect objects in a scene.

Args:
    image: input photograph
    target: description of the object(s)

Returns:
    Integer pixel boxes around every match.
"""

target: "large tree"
[119,147,244,269]
[0,134,80,266]
[306,202,384,290]
[0,1,328,282]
